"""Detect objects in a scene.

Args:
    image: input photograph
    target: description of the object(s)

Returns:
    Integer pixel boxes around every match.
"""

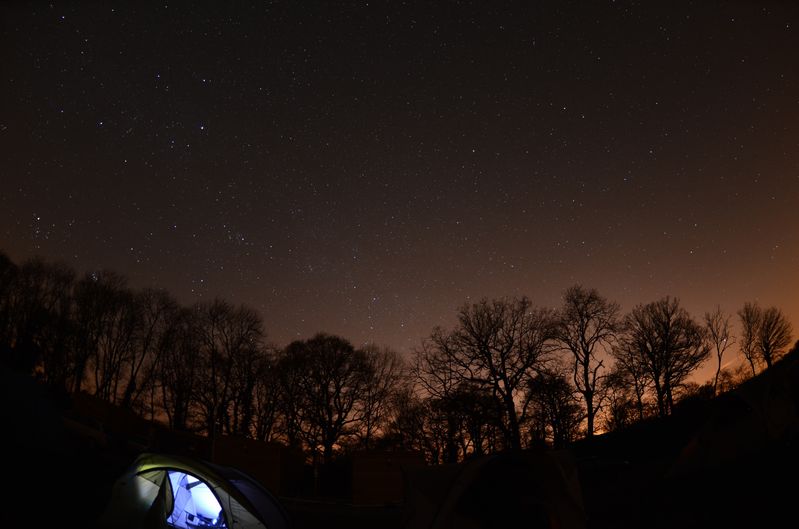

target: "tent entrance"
[166,471,227,529]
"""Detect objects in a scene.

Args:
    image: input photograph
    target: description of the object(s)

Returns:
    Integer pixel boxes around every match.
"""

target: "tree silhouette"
[757,306,792,369]
[14,259,75,382]
[252,351,281,442]
[157,307,199,431]
[120,289,180,410]
[0,251,18,356]
[412,336,469,463]
[226,334,267,437]
[354,344,404,450]
[385,388,446,463]
[555,285,620,437]
[192,299,264,440]
[0,258,75,377]
[451,381,506,457]
[714,363,750,394]
[73,270,138,402]
[609,339,650,421]
[601,364,639,432]
[526,365,583,448]
[737,302,792,373]
[282,333,370,464]
[5,247,798,468]
[704,306,734,395]
[614,297,709,417]
[429,297,555,451]
[274,345,308,450]
[738,302,762,376]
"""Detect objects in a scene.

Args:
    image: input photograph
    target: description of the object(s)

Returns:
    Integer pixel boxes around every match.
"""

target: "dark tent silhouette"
[403,450,585,529]
[671,345,799,476]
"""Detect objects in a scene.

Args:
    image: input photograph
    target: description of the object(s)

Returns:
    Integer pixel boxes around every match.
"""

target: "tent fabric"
[403,450,585,529]
[670,348,799,477]
[95,453,290,529]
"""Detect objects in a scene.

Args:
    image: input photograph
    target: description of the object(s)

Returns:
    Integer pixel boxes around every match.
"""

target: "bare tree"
[0,258,75,378]
[193,300,264,440]
[412,335,469,463]
[716,362,752,394]
[601,364,638,432]
[283,333,370,464]
[556,285,620,437]
[71,271,119,393]
[15,259,75,382]
[527,365,583,448]
[430,297,555,451]
[610,342,650,421]
[252,351,281,442]
[614,297,709,417]
[73,271,139,402]
[451,381,505,457]
[274,346,308,450]
[704,306,734,395]
[94,290,139,403]
[158,308,200,431]
[385,388,446,463]
[227,339,267,437]
[738,302,762,376]
[401,376,507,462]
[0,252,18,355]
[757,307,792,369]
[120,289,180,409]
[354,344,404,450]
[737,302,792,373]
[35,263,76,388]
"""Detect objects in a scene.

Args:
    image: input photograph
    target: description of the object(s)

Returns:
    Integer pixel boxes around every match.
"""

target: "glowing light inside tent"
[166,471,227,528]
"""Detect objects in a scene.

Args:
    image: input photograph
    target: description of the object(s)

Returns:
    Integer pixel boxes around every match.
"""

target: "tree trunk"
[504,393,522,450]
[653,379,667,417]
[583,362,594,437]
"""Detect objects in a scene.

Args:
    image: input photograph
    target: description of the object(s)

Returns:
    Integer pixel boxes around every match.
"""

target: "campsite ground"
[4,355,799,529]
[64,432,795,529]
[281,499,406,529]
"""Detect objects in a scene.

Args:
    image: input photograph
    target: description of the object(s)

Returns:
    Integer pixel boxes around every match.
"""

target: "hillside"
[573,345,799,528]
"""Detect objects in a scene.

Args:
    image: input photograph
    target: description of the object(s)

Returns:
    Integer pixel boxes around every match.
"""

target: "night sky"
[2,1,798,381]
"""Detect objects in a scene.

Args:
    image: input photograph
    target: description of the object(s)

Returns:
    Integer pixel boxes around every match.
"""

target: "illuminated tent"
[95,453,290,529]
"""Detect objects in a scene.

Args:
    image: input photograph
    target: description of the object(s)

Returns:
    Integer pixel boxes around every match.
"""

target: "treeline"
[0,251,794,464]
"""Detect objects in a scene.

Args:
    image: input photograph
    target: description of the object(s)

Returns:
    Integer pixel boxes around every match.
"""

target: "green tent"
[96,453,291,529]
[403,450,585,529]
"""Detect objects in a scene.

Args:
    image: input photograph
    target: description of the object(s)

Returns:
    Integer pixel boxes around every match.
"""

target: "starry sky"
[2,1,798,381]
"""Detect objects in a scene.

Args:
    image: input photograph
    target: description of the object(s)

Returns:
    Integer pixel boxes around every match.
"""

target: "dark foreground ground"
[3,360,798,529]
